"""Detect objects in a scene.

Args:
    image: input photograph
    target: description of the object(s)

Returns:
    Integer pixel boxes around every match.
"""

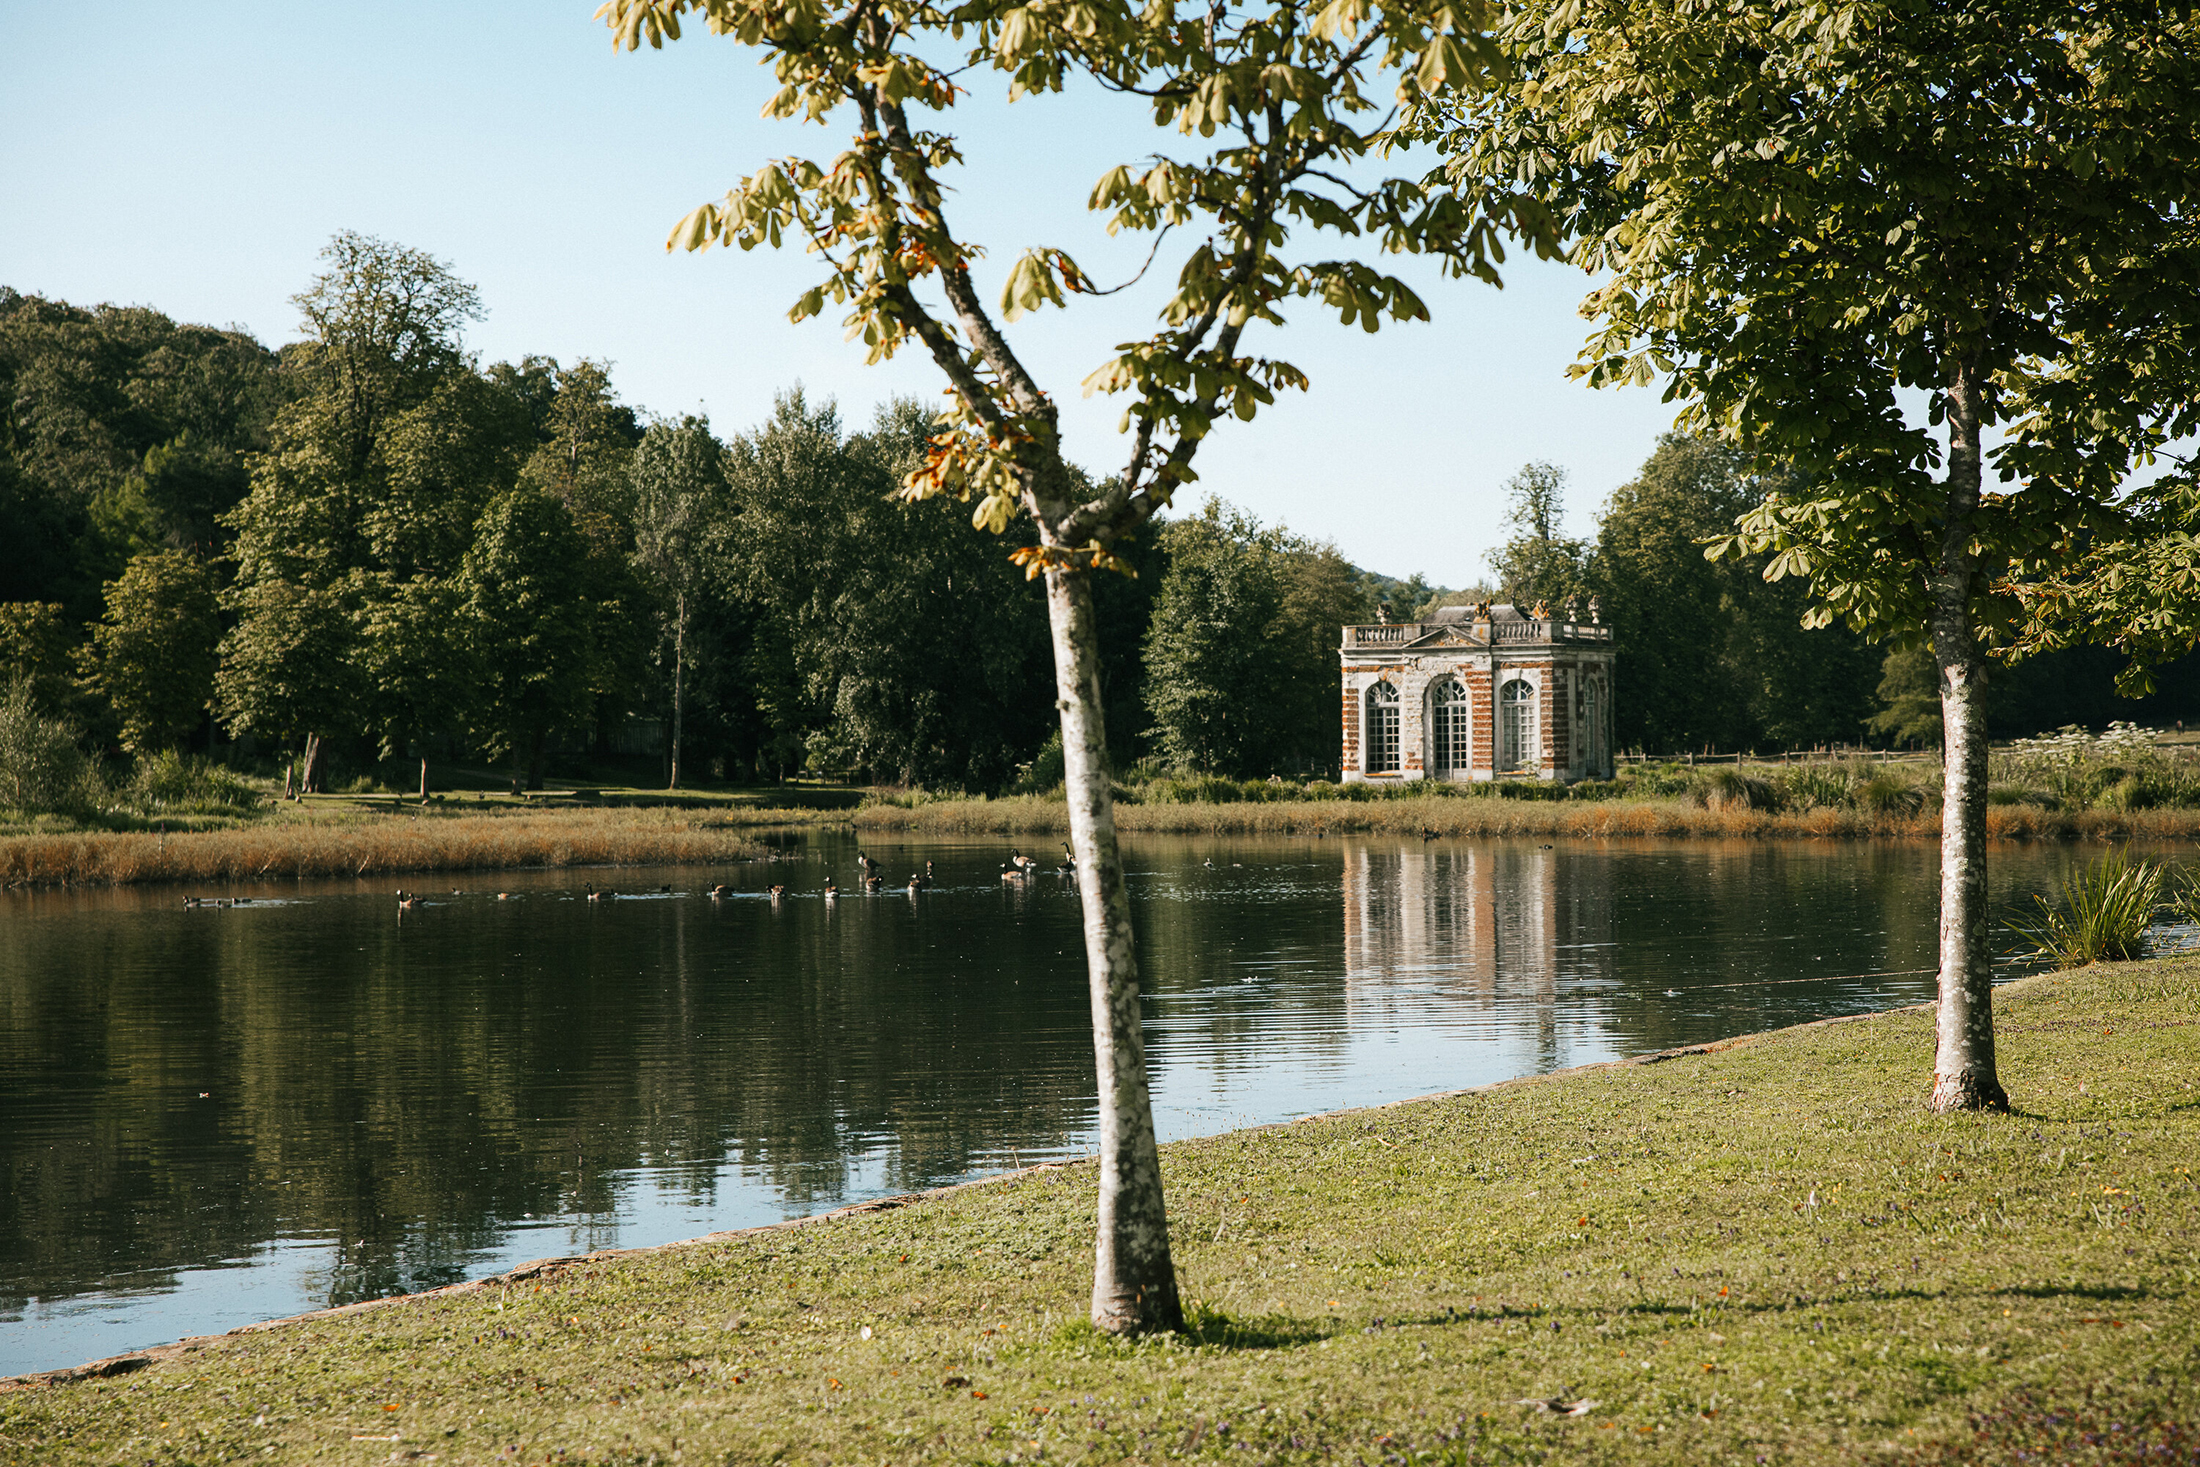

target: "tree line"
[6,240,2195,808]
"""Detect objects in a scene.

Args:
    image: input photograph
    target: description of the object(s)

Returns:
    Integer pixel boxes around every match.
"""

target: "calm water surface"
[0,832,2107,1375]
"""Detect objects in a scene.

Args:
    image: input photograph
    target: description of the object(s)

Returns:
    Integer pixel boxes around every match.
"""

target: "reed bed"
[856,791,2200,841]
[0,807,774,889]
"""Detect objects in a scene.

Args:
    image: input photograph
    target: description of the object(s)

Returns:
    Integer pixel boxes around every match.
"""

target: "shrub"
[1774,764,1852,812]
[1692,767,1775,812]
[2007,849,2167,968]
[122,750,263,816]
[1852,771,1926,816]
[0,679,103,817]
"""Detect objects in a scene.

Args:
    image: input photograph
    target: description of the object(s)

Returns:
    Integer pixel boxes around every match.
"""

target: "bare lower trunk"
[1045,564,1182,1335]
[418,755,429,803]
[299,733,324,795]
[670,592,685,792]
[1928,356,2009,1114]
[525,728,546,792]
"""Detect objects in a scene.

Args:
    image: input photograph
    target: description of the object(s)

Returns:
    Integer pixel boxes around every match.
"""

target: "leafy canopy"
[600,0,1553,559]
[1414,0,2200,645]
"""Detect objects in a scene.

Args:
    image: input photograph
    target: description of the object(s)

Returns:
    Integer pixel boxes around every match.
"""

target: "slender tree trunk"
[1044,563,1182,1335]
[1928,356,2009,1114]
[419,754,429,803]
[670,591,685,792]
[300,733,323,795]
[525,728,546,792]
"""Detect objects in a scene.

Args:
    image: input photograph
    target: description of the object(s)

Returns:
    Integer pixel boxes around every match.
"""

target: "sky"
[0,0,1682,584]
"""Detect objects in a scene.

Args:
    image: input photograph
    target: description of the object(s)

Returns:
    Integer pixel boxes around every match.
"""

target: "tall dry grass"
[855,793,2200,842]
[0,807,773,889]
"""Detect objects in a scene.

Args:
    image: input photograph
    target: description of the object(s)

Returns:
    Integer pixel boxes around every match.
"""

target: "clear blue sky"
[1,0,1680,583]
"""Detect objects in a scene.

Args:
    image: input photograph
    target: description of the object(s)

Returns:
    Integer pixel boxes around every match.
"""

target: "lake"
[0,831,2115,1376]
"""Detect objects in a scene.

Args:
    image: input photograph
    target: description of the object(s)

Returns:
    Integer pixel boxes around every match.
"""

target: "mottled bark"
[299,733,324,795]
[418,755,429,803]
[1045,564,1183,1335]
[1928,356,2009,1114]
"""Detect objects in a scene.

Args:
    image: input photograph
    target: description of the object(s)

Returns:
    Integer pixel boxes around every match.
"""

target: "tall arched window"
[1582,678,1605,766]
[1364,681,1400,774]
[1429,677,1471,777]
[1499,678,1536,772]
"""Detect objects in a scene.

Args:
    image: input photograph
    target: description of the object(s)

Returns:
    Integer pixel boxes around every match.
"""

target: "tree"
[631,414,730,789]
[222,236,503,792]
[1422,0,2200,1112]
[723,393,1053,789]
[1144,499,1370,776]
[76,550,221,755]
[603,0,1542,1330]
[289,231,484,474]
[1488,462,1587,612]
[1145,503,1290,776]
[1591,435,1880,754]
[461,487,605,789]
[0,602,72,714]
[357,576,479,800]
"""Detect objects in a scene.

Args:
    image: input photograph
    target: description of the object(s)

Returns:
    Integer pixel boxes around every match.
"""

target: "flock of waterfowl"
[181,846,1116,913]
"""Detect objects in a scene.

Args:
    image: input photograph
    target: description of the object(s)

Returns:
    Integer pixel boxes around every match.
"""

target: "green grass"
[6,960,2197,1464]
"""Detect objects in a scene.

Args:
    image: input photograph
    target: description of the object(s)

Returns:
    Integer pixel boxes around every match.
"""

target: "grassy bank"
[858,789,2200,843]
[7,960,2195,1463]
[0,805,808,889]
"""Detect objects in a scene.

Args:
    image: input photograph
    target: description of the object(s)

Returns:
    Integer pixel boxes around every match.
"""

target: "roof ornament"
[1588,595,1602,624]
[1473,599,1492,621]
[1375,600,1394,625]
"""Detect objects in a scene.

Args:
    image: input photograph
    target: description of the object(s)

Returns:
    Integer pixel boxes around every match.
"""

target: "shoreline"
[3,957,2192,1463]
[0,995,1941,1392]
[8,793,2198,889]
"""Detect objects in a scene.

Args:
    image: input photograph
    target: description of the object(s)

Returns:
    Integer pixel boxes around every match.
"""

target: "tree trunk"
[300,733,324,795]
[1928,356,2009,1114]
[1044,563,1183,1335]
[670,591,685,792]
[525,728,546,792]
[418,754,429,803]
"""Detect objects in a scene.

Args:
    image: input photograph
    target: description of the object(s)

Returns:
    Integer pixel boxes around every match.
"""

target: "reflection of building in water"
[1342,845,1614,1069]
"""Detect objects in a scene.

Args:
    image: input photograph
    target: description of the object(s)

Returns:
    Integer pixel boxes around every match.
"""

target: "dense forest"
[3,234,2194,809]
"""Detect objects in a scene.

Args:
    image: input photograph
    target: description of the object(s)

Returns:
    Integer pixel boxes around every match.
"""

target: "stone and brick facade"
[1338,602,1615,784]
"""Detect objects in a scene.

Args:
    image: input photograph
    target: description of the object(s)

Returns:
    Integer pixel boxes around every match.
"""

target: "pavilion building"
[1338,601,1615,783]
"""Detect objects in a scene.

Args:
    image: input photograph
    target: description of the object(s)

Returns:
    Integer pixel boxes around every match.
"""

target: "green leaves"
[609,0,1538,553]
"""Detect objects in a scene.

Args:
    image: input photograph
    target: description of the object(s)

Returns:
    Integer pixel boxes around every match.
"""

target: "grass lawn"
[5,959,2195,1464]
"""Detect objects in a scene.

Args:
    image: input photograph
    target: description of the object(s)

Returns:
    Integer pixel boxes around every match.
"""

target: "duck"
[863,874,885,892]
[823,878,838,898]
[924,860,935,881]
[497,893,511,901]
[707,884,734,899]
[907,873,927,891]
[767,884,787,899]
[857,853,881,878]
[1202,858,1215,870]
[1421,826,1440,841]
[1059,841,1077,872]
[1001,863,1026,882]
[1009,849,1040,873]
[584,883,609,902]
[397,890,421,910]
[182,896,204,908]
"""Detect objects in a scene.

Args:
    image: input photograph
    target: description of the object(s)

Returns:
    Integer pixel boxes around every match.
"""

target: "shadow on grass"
[1181,1302,1332,1350]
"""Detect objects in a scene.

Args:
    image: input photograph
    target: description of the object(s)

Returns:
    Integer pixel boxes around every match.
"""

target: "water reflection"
[0,833,2099,1375]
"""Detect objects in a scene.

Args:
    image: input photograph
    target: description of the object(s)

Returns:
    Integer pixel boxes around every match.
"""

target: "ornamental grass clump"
[2007,848,2168,968]
[121,750,264,818]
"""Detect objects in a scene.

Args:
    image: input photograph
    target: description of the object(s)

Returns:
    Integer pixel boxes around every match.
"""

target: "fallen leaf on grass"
[1515,1398,1599,1416]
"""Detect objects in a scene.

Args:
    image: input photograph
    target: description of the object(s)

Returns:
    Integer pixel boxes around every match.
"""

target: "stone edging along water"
[0,996,1951,1395]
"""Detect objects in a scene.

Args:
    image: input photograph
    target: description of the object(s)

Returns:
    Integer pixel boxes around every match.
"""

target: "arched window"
[1429,676,1471,777]
[1364,681,1400,774]
[1582,678,1605,766]
[1499,678,1536,772]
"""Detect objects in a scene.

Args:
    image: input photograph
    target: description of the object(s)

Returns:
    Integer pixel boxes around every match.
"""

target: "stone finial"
[1564,597,1580,623]
[1588,595,1602,624]
[1376,600,1394,625]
